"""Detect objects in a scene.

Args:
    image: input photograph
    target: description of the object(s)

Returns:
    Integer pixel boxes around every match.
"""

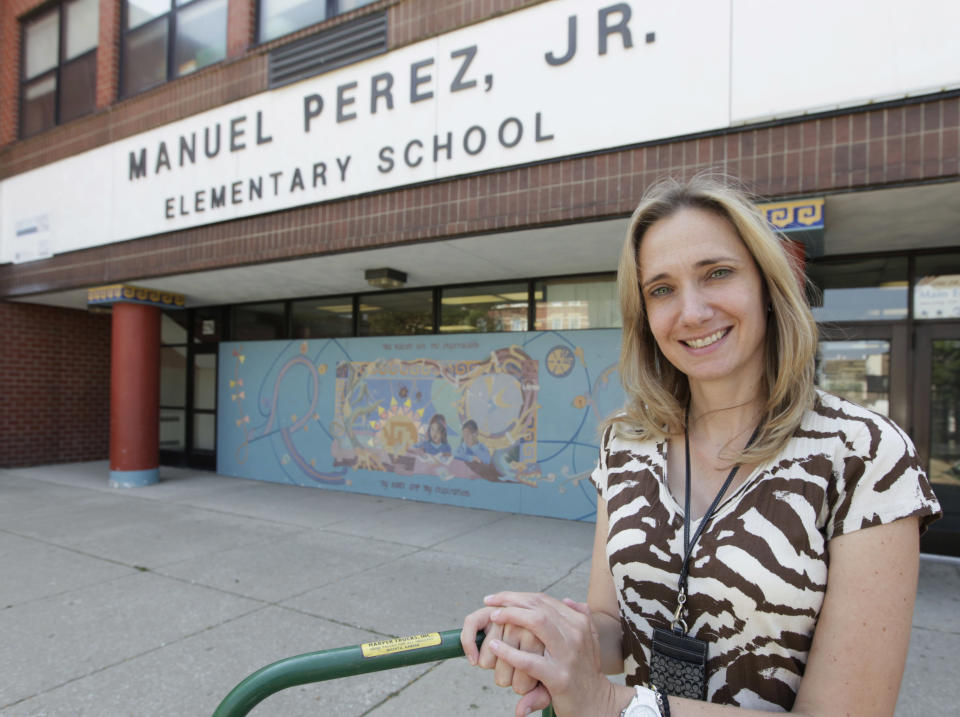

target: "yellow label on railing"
[360,632,442,658]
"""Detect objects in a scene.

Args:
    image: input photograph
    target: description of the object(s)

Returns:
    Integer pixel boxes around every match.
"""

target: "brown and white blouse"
[591,391,941,711]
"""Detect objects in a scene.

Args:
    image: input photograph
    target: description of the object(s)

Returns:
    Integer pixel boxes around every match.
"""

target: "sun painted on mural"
[332,347,539,484]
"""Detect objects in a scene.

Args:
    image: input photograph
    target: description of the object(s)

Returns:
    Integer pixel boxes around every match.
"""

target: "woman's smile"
[681,327,731,350]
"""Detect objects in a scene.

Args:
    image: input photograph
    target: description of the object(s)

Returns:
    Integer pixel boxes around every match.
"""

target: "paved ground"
[0,462,956,717]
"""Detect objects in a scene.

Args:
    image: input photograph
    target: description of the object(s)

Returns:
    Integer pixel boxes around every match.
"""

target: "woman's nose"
[678,288,712,325]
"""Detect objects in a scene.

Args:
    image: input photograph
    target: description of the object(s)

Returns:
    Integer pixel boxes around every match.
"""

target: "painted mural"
[218,330,624,520]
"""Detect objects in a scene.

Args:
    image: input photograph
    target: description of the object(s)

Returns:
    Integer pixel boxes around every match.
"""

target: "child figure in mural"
[415,414,452,456]
[455,419,491,464]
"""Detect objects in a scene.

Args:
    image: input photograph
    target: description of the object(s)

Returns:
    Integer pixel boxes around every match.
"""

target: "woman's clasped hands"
[461,591,620,717]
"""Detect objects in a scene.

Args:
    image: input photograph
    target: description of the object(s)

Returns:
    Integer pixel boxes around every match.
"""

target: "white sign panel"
[1,0,959,263]
[0,0,732,262]
[12,213,53,263]
[730,0,960,122]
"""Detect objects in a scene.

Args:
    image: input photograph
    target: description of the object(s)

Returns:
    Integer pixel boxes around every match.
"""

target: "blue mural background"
[217,329,624,521]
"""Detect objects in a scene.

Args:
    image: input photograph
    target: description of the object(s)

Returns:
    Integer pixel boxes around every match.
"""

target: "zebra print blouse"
[592,390,941,710]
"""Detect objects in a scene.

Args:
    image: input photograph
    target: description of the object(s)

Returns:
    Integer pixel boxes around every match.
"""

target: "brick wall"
[227,0,256,59]
[95,0,121,110]
[0,0,46,147]
[388,0,541,46]
[1,94,957,299]
[0,302,111,467]
[0,0,518,174]
[0,0,266,175]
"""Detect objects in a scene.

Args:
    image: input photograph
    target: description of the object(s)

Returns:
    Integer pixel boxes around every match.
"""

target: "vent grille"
[268,12,388,89]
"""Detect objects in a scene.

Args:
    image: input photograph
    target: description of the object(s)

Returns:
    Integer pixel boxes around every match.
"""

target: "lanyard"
[671,407,761,635]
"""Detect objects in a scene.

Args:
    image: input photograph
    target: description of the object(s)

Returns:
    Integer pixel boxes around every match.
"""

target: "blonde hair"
[608,174,818,466]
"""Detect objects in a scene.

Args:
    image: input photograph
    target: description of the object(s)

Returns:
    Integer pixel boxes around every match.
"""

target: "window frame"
[256,0,380,45]
[120,0,227,99]
[19,0,98,139]
[222,272,620,342]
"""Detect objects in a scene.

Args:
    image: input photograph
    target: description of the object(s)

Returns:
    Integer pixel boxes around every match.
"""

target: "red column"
[109,302,160,487]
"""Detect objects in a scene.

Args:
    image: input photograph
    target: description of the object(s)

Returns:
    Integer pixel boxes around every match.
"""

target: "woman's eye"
[650,286,670,297]
[710,268,731,279]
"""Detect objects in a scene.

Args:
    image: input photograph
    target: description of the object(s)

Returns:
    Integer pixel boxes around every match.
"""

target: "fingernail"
[483,594,494,603]
[489,639,500,651]
[491,609,502,619]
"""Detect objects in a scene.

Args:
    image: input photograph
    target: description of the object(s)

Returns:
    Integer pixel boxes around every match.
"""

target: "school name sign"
[2,0,958,262]
[112,0,723,237]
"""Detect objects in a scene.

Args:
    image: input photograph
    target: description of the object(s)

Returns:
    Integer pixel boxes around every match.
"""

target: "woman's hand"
[485,592,624,717]
[461,602,548,707]
[460,604,499,667]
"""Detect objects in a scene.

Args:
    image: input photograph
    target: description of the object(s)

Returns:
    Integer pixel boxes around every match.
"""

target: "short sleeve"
[826,413,942,540]
[590,424,614,502]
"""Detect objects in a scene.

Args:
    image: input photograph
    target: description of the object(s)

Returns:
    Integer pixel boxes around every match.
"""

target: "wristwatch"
[619,686,662,717]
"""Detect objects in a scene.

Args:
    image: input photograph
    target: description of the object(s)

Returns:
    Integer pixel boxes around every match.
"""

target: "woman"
[462,176,941,717]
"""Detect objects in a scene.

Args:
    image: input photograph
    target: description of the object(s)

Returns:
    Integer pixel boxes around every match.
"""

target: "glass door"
[914,323,960,555]
[159,313,189,465]
[185,307,222,471]
[188,348,218,470]
[817,324,909,431]
[159,308,220,471]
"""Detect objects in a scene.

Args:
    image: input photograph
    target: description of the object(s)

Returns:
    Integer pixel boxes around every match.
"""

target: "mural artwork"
[218,331,624,520]
[332,348,539,484]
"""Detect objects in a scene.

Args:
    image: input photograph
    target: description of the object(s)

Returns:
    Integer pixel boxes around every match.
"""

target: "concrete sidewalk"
[0,462,956,716]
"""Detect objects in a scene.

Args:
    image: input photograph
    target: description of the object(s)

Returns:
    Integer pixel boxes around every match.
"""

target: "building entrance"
[914,323,960,555]
[160,310,220,471]
[817,321,958,554]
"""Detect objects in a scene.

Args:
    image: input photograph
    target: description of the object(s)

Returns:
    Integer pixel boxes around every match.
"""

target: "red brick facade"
[0,302,111,467]
[1,94,957,300]
[0,0,539,172]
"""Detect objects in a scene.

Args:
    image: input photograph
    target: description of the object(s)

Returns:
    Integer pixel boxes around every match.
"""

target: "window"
[440,283,529,333]
[358,290,433,336]
[160,312,189,452]
[806,257,908,322]
[192,306,223,343]
[20,0,98,137]
[122,0,227,97]
[534,276,620,331]
[914,253,960,320]
[232,302,287,340]
[817,340,891,417]
[292,297,354,338]
[259,0,379,43]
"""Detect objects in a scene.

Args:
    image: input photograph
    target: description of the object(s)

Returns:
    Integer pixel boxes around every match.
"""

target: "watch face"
[624,704,659,717]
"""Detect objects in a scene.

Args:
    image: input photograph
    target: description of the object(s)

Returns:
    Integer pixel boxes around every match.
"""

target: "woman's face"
[429,420,444,443]
[637,207,767,391]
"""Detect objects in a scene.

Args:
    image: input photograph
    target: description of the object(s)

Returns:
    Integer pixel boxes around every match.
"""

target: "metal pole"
[212,629,556,717]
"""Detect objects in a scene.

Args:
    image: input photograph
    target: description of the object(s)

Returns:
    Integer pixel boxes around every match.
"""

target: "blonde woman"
[463,176,940,717]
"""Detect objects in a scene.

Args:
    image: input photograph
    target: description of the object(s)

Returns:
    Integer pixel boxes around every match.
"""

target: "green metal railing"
[212,628,556,716]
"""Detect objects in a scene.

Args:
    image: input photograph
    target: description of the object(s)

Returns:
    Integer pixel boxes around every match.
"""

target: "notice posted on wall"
[12,213,53,264]
[915,275,960,319]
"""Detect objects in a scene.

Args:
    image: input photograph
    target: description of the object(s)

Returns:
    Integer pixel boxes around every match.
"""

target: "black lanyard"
[671,407,761,634]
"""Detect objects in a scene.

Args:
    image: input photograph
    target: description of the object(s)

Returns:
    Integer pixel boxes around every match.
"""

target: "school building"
[1,0,958,555]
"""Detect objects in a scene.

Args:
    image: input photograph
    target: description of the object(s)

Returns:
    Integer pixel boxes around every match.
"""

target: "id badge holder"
[649,592,707,700]
[650,626,707,700]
